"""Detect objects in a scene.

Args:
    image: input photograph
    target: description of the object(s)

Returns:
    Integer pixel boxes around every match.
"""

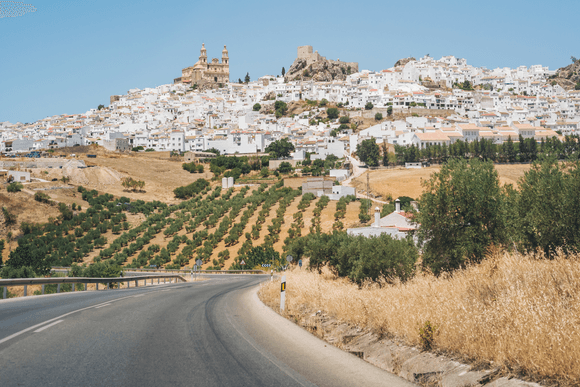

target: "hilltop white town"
[2,45,579,157]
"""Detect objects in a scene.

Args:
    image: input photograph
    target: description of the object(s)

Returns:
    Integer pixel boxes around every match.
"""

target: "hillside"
[2,171,361,271]
[551,58,580,90]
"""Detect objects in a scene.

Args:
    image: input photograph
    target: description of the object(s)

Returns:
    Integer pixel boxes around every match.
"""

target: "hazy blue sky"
[1,0,579,124]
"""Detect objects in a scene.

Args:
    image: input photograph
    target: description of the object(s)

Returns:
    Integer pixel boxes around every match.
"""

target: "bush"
[7,182,23,192]
[305,231,418,284]
[326,108,339,120]
[375,112,383,121]
[34,191,52,203]
[253,103,261,111]
[319,99,328,107]
[365,102,374,110]
[173,179,210,199]
[339,116,350,124]
[260,167,269,178]
[278,162,293,174]
[2,206,17,225]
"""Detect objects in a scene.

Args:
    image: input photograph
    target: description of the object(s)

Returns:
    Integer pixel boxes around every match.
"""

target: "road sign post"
[196,259,202,280]
[280,275,286,312]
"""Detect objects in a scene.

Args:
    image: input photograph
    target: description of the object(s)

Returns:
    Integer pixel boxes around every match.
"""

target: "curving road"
[0,275,415,387]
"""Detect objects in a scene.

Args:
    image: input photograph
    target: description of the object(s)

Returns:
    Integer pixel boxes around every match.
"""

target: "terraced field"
[4,181,360,272]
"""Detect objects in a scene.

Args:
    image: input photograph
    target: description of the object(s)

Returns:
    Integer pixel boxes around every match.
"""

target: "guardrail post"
[2,287,6,299]
[57,284,60,293]
[157,278,160,284]
[72,283,75,292]
[106,283,109,290]
[24,285,27,297]
[96,283,99,291]
[42,284,45,295]
[135,280,138,287]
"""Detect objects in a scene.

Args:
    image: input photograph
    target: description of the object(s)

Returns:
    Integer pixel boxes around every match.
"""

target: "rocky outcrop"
[551,59,580,90]
[285,58,353,82]
[394,57,416,68]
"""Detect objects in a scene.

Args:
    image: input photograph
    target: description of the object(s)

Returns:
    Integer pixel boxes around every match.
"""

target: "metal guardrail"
[0,274,186,299]
[51,267,266,275]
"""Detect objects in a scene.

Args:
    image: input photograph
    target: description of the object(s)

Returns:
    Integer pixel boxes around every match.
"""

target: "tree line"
[357,135,580,167]
[416,157,580,275]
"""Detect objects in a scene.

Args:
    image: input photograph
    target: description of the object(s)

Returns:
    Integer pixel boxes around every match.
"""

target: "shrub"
[2,207,17,225]
[339,116,349,124]
[34,192,51,203]
[365,102,374,110]
[375,112,383,121]
[7,182,23,192]
[253,103,261,111]
[326,108,339,120]
[173,179,210,199]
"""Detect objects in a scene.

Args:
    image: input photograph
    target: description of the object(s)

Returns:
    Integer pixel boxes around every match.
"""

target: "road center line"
[34,320,64,333]
[0,293,144,345]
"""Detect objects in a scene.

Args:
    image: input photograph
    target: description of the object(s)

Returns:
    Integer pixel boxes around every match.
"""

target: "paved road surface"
[0,275,415,387]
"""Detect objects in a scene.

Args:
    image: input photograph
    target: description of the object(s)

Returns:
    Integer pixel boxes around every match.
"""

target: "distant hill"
[551,58,580,90]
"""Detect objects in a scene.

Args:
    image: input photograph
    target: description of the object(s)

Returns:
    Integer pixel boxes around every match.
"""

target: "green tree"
[375,112,383,121]
[276,162,291,174]
[387,106,393,116]
[326,108,339,120]
[516,158,580,255]
[274,100,288,116]
[244,72,250,83]
[2,207,17,225]
[265,138,295,158]
[319,99,328,107]
[356,138,380,167]
[339,116,349,124]
[365,102,374,110]
[98,104,105,110]
[253,103,261,111]
[6,244,51,276]
[416,159,510,275]
[281,66,285,76]
[0,239,4,265]
[260,167,270,178]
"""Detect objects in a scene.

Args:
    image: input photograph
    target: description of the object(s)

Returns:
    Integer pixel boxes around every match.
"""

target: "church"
[174,44,229,86]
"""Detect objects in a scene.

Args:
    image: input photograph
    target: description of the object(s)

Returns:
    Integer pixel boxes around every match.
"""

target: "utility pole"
[367,171,371,216]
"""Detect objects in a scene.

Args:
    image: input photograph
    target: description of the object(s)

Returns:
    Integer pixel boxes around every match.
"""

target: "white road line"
[94,303,111,309]
[0,293,142,345]
[132,294,144,298]
[34,320,64,333]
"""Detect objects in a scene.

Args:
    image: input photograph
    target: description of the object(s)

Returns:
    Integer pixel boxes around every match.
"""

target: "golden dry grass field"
[260,250,580,384]
[351,164,533,200]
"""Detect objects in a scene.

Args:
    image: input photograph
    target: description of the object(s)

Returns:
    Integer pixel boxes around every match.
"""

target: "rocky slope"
[284,58,352,82]
[394,57,416,67]
[551,59,580,90]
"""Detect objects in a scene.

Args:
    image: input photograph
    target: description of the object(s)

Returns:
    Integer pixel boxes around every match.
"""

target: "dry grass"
[259,250,580,383]
[352,164,533,200]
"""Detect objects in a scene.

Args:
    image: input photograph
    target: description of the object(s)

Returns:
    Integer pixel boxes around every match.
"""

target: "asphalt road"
[0,275,415,387]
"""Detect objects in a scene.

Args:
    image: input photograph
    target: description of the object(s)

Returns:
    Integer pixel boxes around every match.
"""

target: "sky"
[1,0,579,124]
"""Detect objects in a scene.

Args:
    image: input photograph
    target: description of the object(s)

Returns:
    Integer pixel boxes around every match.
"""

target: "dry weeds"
[352,164,533,200]
[259,250,580,383]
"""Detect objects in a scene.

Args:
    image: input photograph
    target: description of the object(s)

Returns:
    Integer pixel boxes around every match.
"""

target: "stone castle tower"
[174,44,230,86]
